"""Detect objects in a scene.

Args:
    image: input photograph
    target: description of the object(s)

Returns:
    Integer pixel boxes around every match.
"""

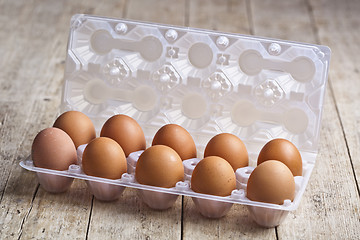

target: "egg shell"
[247,160,295,205]
[257,138,302,176]
[100,114,146,157]
[204,133,248,171]
[53,111,96,148]
[152,124,197,161]
[82,137,127,179]
[191,156,236,197]
[31,127,77,171]
[135,145,184,188]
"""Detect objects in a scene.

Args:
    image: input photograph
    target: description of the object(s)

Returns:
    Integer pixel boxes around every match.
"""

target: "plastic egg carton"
[21,148,313,227]
[20,14,331,227]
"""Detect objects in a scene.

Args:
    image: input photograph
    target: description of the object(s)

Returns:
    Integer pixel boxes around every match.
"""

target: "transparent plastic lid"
[63,14,331,155]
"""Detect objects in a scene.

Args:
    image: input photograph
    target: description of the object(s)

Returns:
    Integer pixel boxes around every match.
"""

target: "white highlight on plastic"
[175,181,190,191]
[183,158,201,176]
[127,150,143,174]
[216,36,229,48]
[165,29,178,41]
[115,23,128,34]
[68,164,81,174]
[76,144,87,164]
[121,173,135,183]
[235,166,254,190]
[268,43,281,55]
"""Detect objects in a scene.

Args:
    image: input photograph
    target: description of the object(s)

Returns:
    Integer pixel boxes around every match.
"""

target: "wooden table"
[1,0,359,239]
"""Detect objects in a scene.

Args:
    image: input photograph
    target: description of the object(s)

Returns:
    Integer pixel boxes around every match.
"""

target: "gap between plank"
[180,196,184,240]
[0,173,11,203]
[305,0,320,44]
[122,0,129,19]
[85,196,94,240]
[245,0,254,35]
[17,184,39,240]
[184,0,190,27]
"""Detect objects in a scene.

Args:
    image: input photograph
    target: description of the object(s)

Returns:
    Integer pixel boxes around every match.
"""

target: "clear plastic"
[20,14,331,227]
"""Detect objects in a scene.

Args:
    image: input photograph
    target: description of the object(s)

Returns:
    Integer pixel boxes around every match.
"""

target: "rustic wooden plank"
[0,0,76,237]
[18,181,91,239]
[279,87,360,238]
[88,189,183,240]
[0,0,130,239]
[182,0,277,239]
[187,0,251,33]
[309,0,360,193]
[0,99,58,239]
[250,0,316,43]
[1,0,359,239]
[251,0,360,238]
[125,0,186,25]
[85,1,186,239]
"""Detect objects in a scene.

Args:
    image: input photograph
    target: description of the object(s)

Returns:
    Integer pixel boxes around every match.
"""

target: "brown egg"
[191,156,236,197]
[82,137,127,179]
[32,127,77,171]
[152,124,196,161]
[247,160,295,205]
[135,145,184,188]
[100,114,146,157]
[257,138,302,176]
[53,111,96,148]
[204,133,248,171]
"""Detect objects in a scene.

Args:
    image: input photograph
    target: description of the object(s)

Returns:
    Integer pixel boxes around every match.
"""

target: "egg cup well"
[20,14,330,227]
[21,147,313,227]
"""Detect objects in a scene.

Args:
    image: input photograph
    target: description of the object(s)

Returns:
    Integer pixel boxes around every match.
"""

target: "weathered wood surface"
[0,0,359,239]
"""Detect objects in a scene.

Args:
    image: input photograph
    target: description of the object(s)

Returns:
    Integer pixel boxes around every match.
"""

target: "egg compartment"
[21,144,314,227]
[63,14,330,153]
[20,14,331,227]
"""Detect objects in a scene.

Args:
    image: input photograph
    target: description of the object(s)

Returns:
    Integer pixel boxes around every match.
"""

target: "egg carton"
[21,146,314,227]
[20,14,330,227]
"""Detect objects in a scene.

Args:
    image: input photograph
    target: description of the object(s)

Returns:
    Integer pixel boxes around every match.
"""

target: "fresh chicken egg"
[204,133,248,172]
[32,127,77,170]
[247,160,295,205]
[257,138,302,176]
[53,111,96,148]
[191,156,236,197]
[135,145,184,188]
[152,124,197,161]
[100,114,146,157]
[82,137,127,179]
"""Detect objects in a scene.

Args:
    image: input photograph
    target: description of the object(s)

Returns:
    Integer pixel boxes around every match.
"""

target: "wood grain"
[188,0,251,33]
[310,0,360,191]
[182,0,276,239]
[126,0,186,25]
[85,1,186,239]
[0,0,359,239]
[251,0,317,43]
[88,189,182,240]
[250,0,360,238]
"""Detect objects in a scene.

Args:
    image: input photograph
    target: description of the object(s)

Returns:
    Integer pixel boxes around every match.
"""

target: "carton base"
[247,205,289,228]
[86,180,125,201]
[192,197,233,218]
[138,189,179,210]
[36,172,74,193]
